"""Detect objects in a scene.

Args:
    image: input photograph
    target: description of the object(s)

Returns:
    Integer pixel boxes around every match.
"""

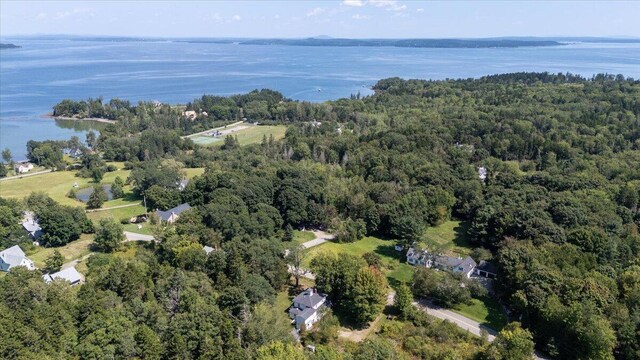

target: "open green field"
[293,230,315,244]
[453,296,507,331]
[303,236,414,285]
[87,204,147,224]
[0,162,133,206]
[422,220,473,257]
[27,234,94,268]
[190,124,287,147]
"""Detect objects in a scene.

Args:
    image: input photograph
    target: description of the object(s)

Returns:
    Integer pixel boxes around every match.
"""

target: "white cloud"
[36,12,47,20]
[232,15,241,21]
[51,7,93,20]
[306,7,325,17]
[352,14,371,20]
[369,0,406,12]
[416,8,424,12]
[342,0,365,7]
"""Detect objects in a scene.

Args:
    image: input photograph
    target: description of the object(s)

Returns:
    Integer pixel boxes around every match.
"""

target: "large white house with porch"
[0,245,35,272]
[406,247,478,278]
[288,288,328,330]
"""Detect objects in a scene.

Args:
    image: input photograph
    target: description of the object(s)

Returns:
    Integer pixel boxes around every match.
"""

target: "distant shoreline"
[42,113,117,124]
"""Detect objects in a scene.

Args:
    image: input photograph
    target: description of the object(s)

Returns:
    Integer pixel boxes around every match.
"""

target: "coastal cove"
[2,37,640,159]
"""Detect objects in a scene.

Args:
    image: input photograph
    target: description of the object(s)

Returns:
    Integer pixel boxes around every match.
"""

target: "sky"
[1,0,639,39]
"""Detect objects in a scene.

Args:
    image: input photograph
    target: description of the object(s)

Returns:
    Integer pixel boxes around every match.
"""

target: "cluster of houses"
[288,288,328,331]
[406,246,497,279]
[0,245,83,285]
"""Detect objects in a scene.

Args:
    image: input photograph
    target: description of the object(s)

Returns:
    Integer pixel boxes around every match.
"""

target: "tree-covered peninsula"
[1,72,639,359]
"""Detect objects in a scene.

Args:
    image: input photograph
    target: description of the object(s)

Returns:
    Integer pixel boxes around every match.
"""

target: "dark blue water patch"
[1,39,640,160]
[75,184,113,203]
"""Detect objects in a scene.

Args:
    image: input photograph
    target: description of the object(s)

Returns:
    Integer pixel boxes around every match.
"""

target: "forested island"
[0,43,20,49]
[1,72,639,359]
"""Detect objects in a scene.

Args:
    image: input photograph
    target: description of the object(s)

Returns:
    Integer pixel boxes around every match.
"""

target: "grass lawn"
[0,162,132,207]
[303,236,413,286]
[452,296,507,331]
[122,223,155,235]
[87,204,147,224]
[422,220,473,257]
[192,124,287,147]
[293,230,315,244]
[27,234,94,268]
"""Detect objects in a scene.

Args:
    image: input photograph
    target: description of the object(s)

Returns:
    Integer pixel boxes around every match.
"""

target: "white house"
[203,245,215,255]
[478,167,488,182]
[156,203,191,223]
[43,267,83,286]
[406,247,477,278]
[21,211,43,240]
[182,110,197,120]
[0,245,35,272]
[14,162,34,174]
[288,288,328,330]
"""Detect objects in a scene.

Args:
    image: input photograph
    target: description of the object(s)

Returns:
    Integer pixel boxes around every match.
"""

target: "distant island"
[0,43,21,49]
[235,38,563,48]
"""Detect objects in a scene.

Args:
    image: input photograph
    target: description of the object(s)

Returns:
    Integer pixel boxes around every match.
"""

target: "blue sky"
[1,1,639,38]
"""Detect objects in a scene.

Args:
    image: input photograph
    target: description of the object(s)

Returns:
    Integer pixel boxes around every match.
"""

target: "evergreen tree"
[44,250,64,273]
[86,185,107,209]
[93,218,124,253]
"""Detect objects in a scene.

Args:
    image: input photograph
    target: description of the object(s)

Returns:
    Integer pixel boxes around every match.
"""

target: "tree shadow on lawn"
[452,221,473,249]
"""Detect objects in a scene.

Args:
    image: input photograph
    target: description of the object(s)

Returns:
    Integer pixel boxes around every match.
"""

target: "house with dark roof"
[43,267,83,286]
[406,247,477,278]
[155,203,191,223]
[474,260,498,279]
[0,245,35,272]
[288,288,328,330]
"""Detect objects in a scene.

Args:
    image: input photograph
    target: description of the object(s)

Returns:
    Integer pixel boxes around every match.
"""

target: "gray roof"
[292,288,325,309]
[156,203,191,221]
[22,213,43,239]
[0,245,30,271]
[476,260,498,274]
[296,307,318,321]
[43,267,83,285]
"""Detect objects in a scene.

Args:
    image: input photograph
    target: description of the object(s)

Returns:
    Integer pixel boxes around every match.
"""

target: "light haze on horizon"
[1,0,639,39]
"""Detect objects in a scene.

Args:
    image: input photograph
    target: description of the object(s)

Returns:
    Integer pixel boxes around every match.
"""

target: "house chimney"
[308,288,313,295]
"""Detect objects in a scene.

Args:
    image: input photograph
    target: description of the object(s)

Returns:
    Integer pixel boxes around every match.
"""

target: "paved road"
[182,120,244,138]
[86,203,141,213]
[414,299,498,341]
[0,169,53,181]
[61,253,94,270]
[124,231,155,242]
[300,230,334,249]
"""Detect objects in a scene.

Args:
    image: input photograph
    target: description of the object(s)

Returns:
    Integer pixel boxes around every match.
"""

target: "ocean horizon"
[1,37,640,160]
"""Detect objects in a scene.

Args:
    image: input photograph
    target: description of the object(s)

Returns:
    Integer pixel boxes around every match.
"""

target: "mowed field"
[422,220,473,257]
[0,162,132,207]
[189,124,287,146]
[302,236,414,285]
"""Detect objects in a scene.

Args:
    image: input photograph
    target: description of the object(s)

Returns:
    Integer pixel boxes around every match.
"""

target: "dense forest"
[1,72,639,359]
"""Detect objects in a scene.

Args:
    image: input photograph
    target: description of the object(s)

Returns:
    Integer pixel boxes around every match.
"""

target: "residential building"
[43,267,83,285]
[156,203,191,223]
[478,167,487,182]
[21,211,43,239]
[288,288,328,330]
[203,245,215,255]
[0,245,35,272]
[474,260,498,279]
[178,179,189,191]
[14,162,34,174]
[406,247,477,278]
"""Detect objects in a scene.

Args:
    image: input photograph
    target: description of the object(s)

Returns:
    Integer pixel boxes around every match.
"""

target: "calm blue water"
[1,38,639,159]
